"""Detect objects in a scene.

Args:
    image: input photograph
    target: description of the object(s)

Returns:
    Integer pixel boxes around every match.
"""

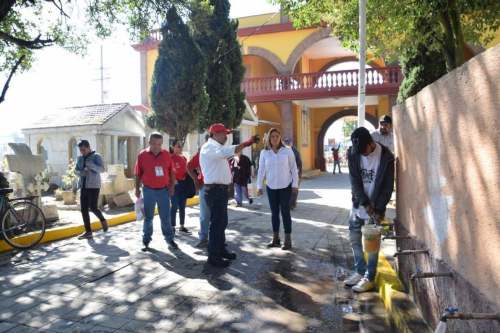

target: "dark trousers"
[170,183,187,227]
[266,184,292,234]
[205,185,229,257]
[333,160,341,174]
[80,188,105,233]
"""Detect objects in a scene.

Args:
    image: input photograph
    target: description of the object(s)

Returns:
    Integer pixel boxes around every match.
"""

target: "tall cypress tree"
[149,6,208,143]
[191,0,246,130]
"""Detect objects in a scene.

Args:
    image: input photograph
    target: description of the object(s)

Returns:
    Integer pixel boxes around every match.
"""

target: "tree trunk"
[438,11,457,71]
[448,0,466,67]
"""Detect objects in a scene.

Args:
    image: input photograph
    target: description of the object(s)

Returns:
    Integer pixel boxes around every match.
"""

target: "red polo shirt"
[187,152,204,185]
[134,149,173,189]
[172,154,187,181]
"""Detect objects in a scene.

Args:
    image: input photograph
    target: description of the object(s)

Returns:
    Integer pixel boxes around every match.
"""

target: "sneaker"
[179,226,191,234]
[344,272,363,287]
[207,256,230,268]
[78,232,93,240]
[352,277,375,293]
[195,239,208,249]
[101,220,109,232]
[141,240,150,251]
[167,240,179,250]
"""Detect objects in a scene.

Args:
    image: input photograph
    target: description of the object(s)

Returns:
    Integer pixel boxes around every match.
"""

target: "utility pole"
[358,0,367,127]
[94,45,110,104]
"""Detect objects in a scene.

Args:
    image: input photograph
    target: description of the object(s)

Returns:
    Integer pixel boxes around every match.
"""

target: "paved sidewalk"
[0,172,392,332]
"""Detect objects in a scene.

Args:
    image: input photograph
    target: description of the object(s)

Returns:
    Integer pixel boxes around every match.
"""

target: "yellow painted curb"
[0,195,200,253]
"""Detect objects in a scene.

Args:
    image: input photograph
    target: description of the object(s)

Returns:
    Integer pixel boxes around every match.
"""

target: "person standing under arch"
[257,128,299,250]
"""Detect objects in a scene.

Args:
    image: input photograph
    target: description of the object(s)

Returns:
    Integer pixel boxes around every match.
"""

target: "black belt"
[204,184,229,189]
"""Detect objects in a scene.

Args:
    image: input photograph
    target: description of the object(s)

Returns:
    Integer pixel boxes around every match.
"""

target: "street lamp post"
[358,0,367,127]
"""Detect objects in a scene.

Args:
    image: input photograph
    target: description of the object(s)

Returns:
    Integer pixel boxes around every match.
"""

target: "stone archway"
[243,46,289,74]
[315,110,378,171]
[286,27,332,72]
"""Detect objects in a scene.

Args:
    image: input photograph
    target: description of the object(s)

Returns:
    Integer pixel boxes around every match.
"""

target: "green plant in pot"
[61,159,78,205]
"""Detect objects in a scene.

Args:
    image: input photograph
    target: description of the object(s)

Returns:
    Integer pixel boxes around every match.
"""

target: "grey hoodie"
[75,152,105,189]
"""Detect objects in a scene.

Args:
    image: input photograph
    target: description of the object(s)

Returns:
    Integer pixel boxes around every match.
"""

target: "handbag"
[180,176,196,199]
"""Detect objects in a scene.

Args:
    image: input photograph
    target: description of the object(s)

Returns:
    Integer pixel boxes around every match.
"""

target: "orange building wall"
[243,56,278,78]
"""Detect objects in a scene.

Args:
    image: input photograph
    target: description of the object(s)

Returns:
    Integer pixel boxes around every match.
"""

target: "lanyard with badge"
[155,166,164,177]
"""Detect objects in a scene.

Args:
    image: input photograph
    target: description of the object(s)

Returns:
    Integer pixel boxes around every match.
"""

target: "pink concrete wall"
[394,45,500,308]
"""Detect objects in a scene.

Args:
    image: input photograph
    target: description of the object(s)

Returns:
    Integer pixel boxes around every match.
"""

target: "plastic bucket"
[362,224,382,253]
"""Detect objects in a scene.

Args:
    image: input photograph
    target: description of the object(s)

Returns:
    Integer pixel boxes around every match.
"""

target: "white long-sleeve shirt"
[257,147,299,190]
[200,138,235,185]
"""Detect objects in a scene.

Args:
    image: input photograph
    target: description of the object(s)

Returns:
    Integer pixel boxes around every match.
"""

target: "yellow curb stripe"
[0,195,200,253]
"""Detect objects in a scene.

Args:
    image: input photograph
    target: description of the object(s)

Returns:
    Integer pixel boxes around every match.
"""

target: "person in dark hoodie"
[344,127,394,293]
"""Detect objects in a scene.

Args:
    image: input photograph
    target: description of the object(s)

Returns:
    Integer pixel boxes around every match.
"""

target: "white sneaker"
[352,277,375,293]
[344,272,363,287]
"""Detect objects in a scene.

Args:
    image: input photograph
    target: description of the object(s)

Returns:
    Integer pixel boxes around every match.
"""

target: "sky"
[0,0,280,136]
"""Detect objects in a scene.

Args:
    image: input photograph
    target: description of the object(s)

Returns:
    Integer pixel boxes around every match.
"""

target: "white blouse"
[257,147,299,190]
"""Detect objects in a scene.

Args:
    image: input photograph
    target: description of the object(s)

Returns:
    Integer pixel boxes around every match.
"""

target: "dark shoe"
[167,240,179,250]
[179,226,191,234]
[249,198,253,204]
[207,256,230,268]
[142,241,150,252]
[222,250,237,260]
[282,233,292,250]
[236,202,242,207]
[78,232,93,240]
[267,232,281,248]
[101,220,109,232]
[196,239,208,249]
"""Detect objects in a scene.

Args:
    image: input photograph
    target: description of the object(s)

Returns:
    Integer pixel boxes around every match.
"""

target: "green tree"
[273,0,499,98]
[342,118,357,139]
[191,0,246,130]
[0,0,187,104]
[149,6,208,144]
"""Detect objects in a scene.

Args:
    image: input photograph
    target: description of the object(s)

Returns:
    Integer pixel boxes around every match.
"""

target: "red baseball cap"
[208,123,232,134]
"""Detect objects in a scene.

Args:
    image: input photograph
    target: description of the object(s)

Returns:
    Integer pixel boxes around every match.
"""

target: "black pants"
[80,188,106,233]
[170,183,187,227]
[205,184,229,257]
[266,184,292,234]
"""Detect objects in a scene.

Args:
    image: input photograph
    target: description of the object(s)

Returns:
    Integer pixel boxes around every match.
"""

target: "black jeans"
[205,184,229,257]
[266,184,292,234]
[80,188,106,233]
[170,183,187,227]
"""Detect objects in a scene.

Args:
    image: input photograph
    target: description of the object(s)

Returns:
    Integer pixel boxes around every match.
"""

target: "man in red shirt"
[134,132,178,250]
[187,139,209,248]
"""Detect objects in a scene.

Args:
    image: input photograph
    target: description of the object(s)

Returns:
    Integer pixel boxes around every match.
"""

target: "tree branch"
[0,55,25,104]
[0,31,54,49]
[0,0,16,23]
[44,0,70,18]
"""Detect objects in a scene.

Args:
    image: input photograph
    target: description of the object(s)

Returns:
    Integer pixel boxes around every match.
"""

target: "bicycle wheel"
[1,200,46,249]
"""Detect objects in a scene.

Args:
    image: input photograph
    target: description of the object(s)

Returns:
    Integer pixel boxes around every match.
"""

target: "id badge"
[155,166,164,177]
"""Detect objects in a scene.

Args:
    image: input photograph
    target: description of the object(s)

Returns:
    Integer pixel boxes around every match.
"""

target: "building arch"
[286,28,332,72]
[243,46,289,74]
[315,109,378,170]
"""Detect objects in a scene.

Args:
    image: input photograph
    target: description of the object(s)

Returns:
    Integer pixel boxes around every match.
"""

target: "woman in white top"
[257,128,299,250]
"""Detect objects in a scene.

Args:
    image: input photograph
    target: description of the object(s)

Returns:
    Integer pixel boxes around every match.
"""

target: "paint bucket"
[362,224,382,253]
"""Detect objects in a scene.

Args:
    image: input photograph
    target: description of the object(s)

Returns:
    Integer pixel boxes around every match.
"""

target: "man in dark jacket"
[75,140,108,239]
[344,127,394,293]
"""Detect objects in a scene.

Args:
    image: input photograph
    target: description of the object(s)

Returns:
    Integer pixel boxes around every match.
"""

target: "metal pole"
[358,0,367,127]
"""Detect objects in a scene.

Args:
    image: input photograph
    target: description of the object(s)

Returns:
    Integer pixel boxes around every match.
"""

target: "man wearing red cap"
[200,123,258,267]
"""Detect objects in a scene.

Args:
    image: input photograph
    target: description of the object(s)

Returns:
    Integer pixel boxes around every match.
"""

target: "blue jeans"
[266,184,292,234]
[349,216,379,281]
[333,160,341,173]
[198,186,210,241]
[234,184,249,204]
[143,186,174,244]
[170,183,187,227]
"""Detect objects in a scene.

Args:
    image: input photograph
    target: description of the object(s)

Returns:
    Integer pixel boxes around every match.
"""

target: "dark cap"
[351,127,373,154]
[77,139,90,148]
[379,115,392,124]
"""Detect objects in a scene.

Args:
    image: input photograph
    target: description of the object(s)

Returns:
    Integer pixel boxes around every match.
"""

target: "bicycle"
[0,188,47,249]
